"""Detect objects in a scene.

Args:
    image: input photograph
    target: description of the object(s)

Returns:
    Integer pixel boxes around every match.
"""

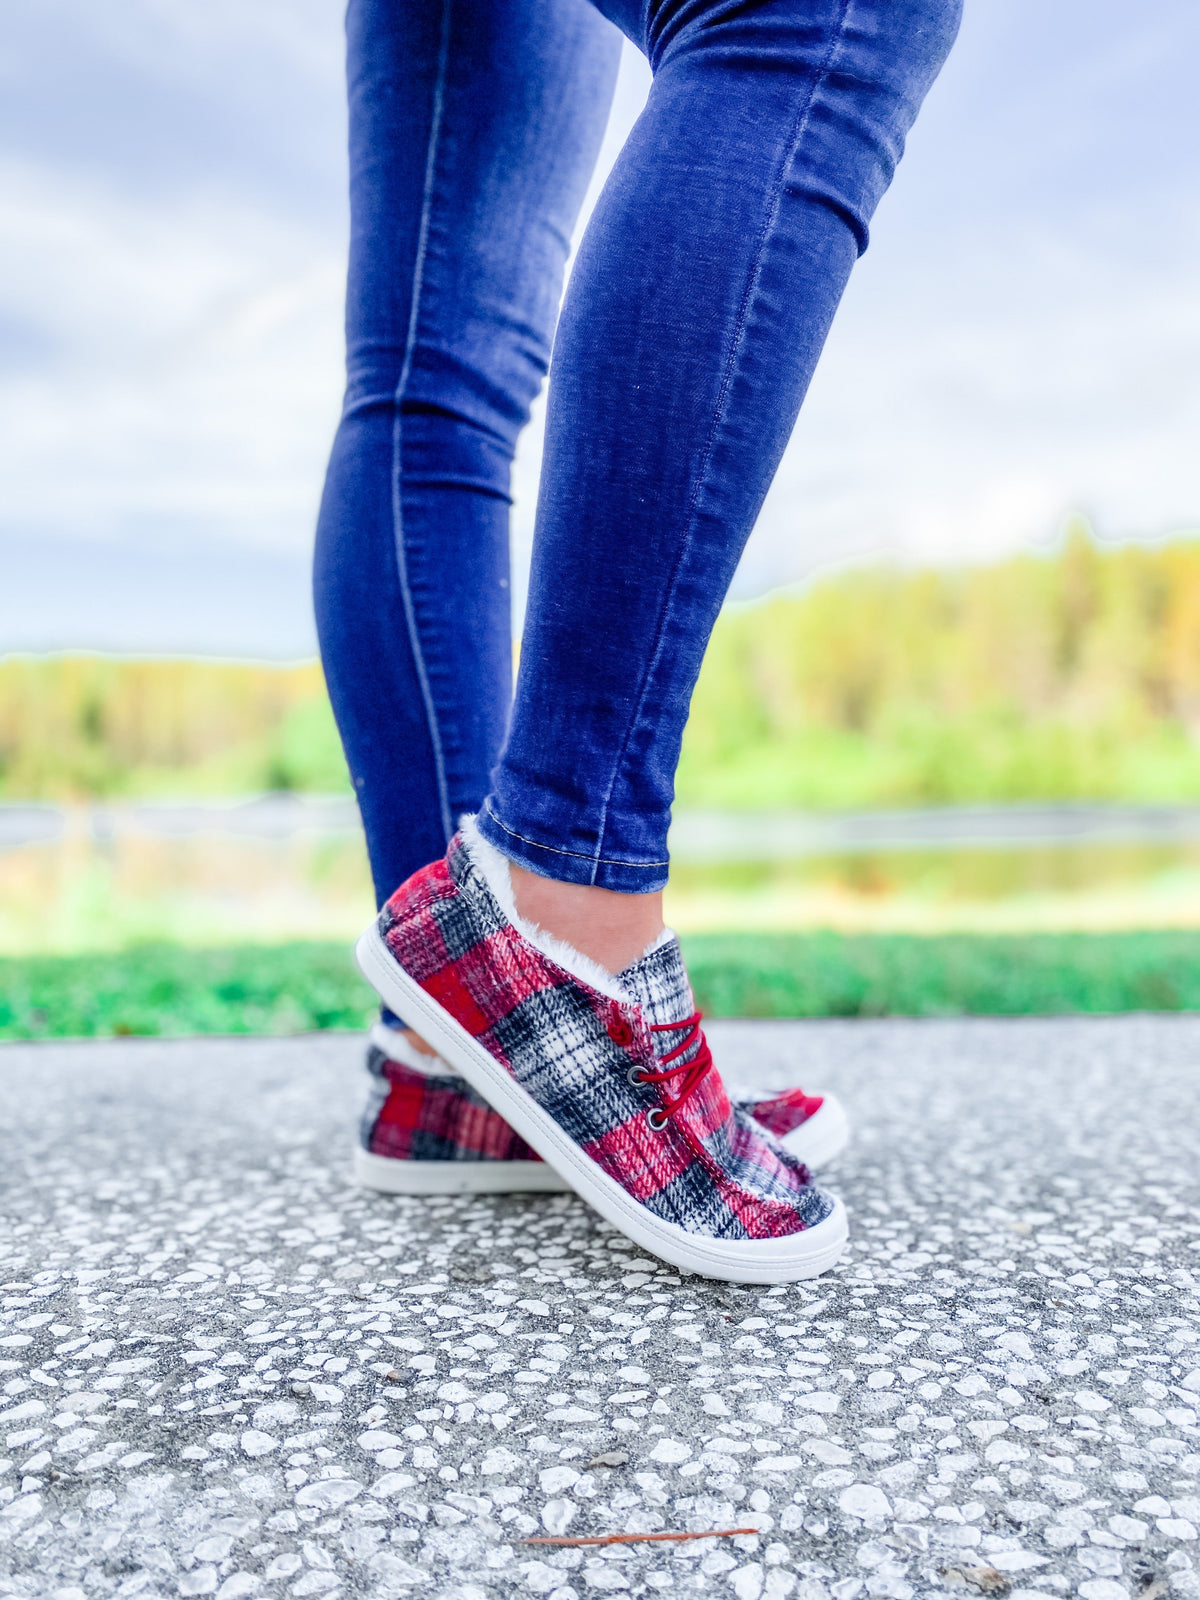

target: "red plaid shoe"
[356,1029,848,1195]
[355,820,848,1283]
[355,1022,570,1194]
[731,1085,850,1169]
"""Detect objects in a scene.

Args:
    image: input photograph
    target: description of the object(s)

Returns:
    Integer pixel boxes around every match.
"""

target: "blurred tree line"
[0,656,348,800]
[677,526,1200,807]
[4,527,1200,808]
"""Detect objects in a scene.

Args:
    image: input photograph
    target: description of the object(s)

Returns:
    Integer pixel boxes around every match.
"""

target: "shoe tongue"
[617,934,694,1029]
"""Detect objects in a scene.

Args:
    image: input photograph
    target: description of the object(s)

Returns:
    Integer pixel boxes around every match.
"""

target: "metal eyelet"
[646,1107,669,1132]
[627,1065,648,1086]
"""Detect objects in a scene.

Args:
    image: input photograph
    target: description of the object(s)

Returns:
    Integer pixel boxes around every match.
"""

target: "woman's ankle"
[509,862,664,976]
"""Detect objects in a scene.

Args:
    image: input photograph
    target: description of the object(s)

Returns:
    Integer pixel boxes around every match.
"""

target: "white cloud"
[0,156,343,549]
[3,0,1199,655]
[741,208,1200,590]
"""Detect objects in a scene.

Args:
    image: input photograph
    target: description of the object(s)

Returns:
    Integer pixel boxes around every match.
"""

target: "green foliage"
[3,931,1199,1039]
[684,930,1200,1017]
[677,526,1200,807]
[4,528,1200,806]
[259,697,353,794]
[0,944,376,1039]
[0,655,349,801]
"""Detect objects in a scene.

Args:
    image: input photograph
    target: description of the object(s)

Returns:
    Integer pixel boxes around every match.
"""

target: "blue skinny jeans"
[314,0,960,899]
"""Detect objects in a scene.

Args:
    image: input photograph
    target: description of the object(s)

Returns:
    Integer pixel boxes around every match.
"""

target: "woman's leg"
[479,0,962,962]
[313,0,620,909]
[354,0,958,1263]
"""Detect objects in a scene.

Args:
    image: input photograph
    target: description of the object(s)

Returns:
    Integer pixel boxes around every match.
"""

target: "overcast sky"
[2,0,1198,657]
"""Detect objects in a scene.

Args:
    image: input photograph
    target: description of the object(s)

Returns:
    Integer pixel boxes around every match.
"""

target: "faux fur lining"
[640,925,677,959]
[369,1019,461,1076]
[459,814,635,1003]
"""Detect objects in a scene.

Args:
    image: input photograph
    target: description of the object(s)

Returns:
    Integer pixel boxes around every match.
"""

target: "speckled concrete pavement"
[2,1019,1200,1600]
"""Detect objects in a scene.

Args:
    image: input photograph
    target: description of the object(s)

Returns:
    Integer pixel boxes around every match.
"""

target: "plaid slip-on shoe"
[354,818,848,1284]
[731,1085,850,1170]
[355,1025,848,1194]
[354,1020,570,1194]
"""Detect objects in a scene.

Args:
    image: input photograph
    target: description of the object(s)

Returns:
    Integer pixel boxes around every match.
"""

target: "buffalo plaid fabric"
[360,1029,821,1169]
[733,1087,827,1140]
[361,1039,542,1163]
[360,1039,824,1168]
[617,939,829,1137]
[377,832,832,1241]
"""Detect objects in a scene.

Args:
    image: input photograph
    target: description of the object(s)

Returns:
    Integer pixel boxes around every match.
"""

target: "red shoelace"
[639,1012,714,1125]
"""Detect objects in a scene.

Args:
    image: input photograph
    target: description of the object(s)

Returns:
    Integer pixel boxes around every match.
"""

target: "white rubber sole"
[780,1094,851,1170]
[354,1146,570,1195]
[355,923,848,1284]
[354,1097,846,1196]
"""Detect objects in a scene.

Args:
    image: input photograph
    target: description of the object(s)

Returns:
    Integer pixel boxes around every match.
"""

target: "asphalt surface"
[2,1018,1199,1600]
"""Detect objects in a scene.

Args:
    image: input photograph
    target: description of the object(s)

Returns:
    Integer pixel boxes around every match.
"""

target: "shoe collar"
[459,813,671,1005]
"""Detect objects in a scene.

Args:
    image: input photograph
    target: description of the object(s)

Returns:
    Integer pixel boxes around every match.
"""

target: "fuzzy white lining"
[641,925,677,959]
[459,813,639,1002]
[369,1019,461,1076]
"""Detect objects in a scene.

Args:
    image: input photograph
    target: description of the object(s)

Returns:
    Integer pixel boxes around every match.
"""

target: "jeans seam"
[590,0,854,876]
[390,0,455,846]
[483,800,670,870]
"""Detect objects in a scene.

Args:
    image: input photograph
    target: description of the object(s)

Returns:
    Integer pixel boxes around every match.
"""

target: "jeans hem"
[477,801,669,894]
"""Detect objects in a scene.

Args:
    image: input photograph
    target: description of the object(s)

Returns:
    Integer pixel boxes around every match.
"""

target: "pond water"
[4,799,1200,952]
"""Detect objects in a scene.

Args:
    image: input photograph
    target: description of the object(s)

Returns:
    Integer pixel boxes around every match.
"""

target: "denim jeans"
[314,0,960,899]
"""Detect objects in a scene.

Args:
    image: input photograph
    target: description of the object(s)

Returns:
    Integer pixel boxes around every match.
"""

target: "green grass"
[684,930,1200,1018]
[0,944,376,1041]
[2,932,1199,1041]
